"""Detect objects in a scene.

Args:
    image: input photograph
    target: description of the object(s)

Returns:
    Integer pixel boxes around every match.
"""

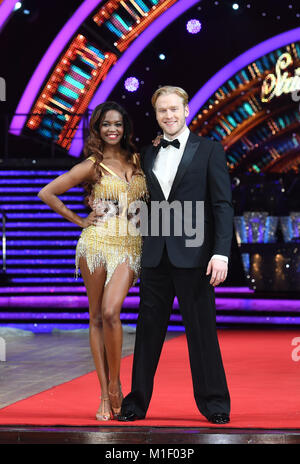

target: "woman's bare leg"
[79,258,110,402]
[101,263,134,409]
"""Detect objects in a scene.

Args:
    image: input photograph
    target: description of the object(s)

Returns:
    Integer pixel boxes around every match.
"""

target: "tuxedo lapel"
[167,132,200,201]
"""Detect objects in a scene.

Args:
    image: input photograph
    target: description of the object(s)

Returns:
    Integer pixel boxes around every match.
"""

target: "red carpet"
[1,330,300,428]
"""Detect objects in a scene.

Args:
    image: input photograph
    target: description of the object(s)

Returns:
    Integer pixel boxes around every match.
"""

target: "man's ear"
[185,105,189,118]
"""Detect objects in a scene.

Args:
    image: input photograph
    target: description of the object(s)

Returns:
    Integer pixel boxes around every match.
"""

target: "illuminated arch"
[0,0,17,32]
[10,0,101,135]
[9,0,200,156]
[187,27,300,123]
[187,27,300,173]
[70,0,200,156]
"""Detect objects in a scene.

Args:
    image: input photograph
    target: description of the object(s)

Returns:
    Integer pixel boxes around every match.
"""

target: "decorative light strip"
[5,269,79,274]
[0,285,249,293]
[0,179,66,184]
[3,214,82,219]
[26,34,117,150]
[0,259,75,264]
[4,223,80,229]
[1,196,82,202]
[0,324,185,333]
[186,27,300,125]
[10,278,83,283]
[5,240,78,245]
[0,0,17,32]
[10,0,197,156]
[0,170,66,175]
[9,0,101,136]
[6,250,76,255]
[70,0,200,156]
[1,205,86,210]
[0,187,82,192]
[93,0,177,52]
[0,231,81,236]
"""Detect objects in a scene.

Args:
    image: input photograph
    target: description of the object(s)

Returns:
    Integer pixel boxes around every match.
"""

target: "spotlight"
[186,19,202,34]
[23,9,30,15]
[159,53,166,60]
[124,77,139,92]
[14,2,22,10]
[232,3,239,10]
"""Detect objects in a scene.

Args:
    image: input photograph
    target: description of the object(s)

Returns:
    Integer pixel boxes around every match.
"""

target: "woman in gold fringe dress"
[38,102,148,421]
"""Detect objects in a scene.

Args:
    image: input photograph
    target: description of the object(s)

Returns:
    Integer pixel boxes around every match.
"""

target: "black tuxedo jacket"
[140,131,234,268]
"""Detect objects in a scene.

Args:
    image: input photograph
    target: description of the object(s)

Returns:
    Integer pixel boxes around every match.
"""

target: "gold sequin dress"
[75,155,148,286]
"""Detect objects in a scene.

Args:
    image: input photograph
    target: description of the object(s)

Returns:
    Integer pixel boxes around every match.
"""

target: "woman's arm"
[38,158,96,228]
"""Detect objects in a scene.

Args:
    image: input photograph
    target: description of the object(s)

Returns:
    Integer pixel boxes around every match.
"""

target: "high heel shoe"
[109,388,123,419]
[96,396,112,421]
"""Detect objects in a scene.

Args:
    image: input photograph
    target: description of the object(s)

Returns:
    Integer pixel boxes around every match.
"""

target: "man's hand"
[206,258,228,286]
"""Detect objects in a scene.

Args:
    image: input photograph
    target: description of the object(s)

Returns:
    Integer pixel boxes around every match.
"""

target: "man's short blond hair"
[151,86,189,109]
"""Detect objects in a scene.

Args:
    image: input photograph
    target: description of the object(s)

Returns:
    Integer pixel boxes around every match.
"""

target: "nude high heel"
[96,396,112,421]
[109,388,124,419]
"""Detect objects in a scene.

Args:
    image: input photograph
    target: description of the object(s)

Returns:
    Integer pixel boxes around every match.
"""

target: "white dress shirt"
[152,126,228,264]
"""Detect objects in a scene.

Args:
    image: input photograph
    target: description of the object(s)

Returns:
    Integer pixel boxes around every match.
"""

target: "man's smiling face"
[155,93,189,140]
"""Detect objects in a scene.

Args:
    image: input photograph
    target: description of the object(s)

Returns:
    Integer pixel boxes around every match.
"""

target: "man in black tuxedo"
[119,86,233,424]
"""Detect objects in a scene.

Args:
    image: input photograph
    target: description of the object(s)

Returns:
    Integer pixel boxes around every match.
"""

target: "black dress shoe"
[208,413,230,424]
[117,411,145,422]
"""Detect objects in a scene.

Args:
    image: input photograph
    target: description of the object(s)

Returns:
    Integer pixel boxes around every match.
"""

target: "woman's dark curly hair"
[82,101,141,204]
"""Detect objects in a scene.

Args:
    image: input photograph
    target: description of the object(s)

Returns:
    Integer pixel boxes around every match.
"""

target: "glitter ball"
[186,19,202,34]
[124,77,139,92]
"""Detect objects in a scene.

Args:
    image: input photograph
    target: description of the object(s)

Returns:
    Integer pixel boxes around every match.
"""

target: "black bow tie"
[159,138,180,149]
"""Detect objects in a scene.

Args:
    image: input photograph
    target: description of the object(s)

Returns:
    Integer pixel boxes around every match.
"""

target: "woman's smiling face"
[100,110,124,146]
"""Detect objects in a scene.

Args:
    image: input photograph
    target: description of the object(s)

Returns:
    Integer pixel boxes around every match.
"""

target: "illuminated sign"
[261,52,300,102]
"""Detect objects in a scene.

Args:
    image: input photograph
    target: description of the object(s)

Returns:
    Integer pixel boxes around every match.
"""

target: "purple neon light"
[6,240,78,245]
[1,205,85,210]
[0,179,66,184]
[0,171,65,175]
[0,231,81,237]
[0,0,17,32]
[1,196,83,202]
[1,296,300,311]
[9,0,101,136]
[187,26,300,124]
[0,259,75,264]
[70,0,200,156]
[7,250,75,256]
[0,286,138,293]
[1,315,300,326]
[0,284,245,293]
[11,278,81,283]
[3,214,82,220]
[6,269,76,274]
[5,223,80,228]
[0,324,185,334]
[1,314,300,328]
[0,187,82,192]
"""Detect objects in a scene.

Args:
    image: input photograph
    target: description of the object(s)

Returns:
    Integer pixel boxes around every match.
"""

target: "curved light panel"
[187,27,300,125]
[9,0,101,136]
[0,0,17,32]
[69,0,200,156]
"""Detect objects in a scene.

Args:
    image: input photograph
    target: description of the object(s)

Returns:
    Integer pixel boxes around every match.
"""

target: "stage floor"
[1,327,300,445]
